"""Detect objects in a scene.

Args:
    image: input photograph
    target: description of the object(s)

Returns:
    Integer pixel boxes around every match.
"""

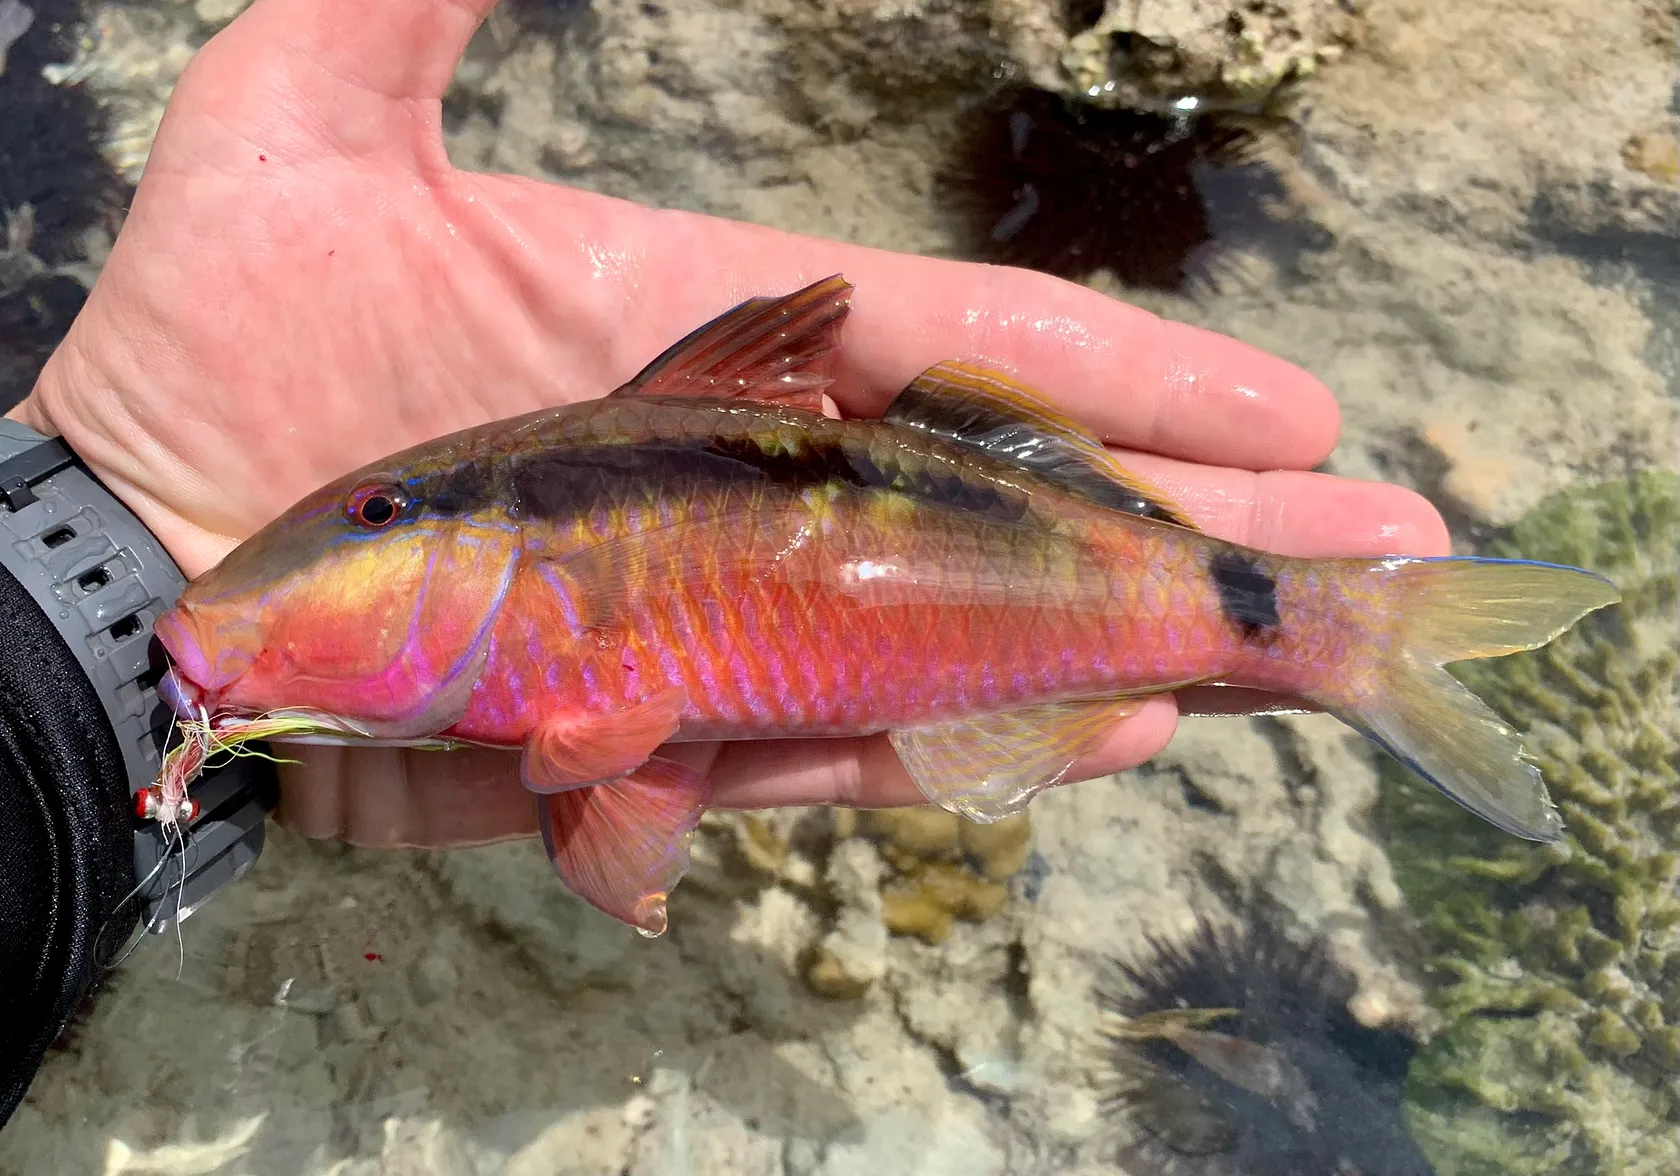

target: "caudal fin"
[1332,557,1619,842]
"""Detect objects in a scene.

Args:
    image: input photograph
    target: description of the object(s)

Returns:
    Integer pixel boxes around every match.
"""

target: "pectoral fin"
[612,275,852,411]
[520,687,688,793]
[889,696,1149,822]
[537,756,712,936]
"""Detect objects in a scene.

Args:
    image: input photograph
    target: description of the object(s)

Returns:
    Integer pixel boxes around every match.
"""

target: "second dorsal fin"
[612,275,853,411]
[883,361,1199,528]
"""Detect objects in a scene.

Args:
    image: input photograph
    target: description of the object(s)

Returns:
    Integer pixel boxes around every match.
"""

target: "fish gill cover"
[1381,471,1680,1176]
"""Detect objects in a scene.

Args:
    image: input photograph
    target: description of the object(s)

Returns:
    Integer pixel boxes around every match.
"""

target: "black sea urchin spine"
[1095,906,1435,1176]
[937,85,1308,295]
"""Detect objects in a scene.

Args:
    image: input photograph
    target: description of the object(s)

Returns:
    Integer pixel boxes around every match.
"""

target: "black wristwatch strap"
[0,420,273,930]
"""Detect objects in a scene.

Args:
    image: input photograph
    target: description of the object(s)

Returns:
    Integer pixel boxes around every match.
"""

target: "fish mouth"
[155,668,433,748]
[154,607,257,720]
[157,664,212,721]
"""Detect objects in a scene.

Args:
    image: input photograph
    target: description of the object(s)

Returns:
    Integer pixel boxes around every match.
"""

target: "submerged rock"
[0,0,125,409]
[749,0,1360,110]
[1045,0,1361,107]
[840,807,1032,947]
[1383,472,1680,1175]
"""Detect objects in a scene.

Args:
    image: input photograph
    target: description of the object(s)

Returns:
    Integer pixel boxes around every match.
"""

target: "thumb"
[229,0,496,103]
[169,0,496,169]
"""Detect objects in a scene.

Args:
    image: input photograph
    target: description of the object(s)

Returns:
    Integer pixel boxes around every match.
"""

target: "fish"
[151,275,1621,935]
[1106,1008,1320,1134]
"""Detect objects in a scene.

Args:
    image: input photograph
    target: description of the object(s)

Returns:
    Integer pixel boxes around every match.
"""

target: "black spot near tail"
[1209,549,1280,637]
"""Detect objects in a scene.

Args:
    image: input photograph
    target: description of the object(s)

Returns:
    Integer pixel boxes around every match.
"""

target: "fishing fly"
[101,709,316,974]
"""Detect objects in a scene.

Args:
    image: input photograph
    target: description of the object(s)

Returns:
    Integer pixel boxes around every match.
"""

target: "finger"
[1100,455,1453,558]
[825,261,1341,473]
[469,185,1342,472]
[233,0,495,103]
[276,743,536,847]
[1174,686,1322,719]
[706,697,1180,811]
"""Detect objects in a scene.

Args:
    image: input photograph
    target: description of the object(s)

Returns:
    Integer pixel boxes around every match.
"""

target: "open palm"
[11,0,1448,850]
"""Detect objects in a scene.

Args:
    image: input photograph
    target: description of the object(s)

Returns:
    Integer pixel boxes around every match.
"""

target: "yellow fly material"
[146,712,330,827]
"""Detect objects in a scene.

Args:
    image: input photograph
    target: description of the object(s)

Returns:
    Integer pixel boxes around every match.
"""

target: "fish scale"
[467,466,1290,743]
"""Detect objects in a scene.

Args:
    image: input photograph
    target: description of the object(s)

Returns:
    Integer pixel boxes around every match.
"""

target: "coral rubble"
[1384,472,1680,1175]
[844,807,1033,946]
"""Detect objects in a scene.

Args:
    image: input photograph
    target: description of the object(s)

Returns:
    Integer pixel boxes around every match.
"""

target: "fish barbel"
[153,276,1619,934]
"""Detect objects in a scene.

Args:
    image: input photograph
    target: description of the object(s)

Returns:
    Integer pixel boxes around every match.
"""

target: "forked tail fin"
[1330,557,1620,842]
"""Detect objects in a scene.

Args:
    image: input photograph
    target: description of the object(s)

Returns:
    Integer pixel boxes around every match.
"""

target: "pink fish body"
[155,277,1619,933]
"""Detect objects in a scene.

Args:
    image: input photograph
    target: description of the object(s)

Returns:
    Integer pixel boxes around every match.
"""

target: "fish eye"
[346,483,407,529]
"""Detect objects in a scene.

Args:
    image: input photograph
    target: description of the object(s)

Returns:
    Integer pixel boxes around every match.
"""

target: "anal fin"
[888,697,1147,822]
[538,756,712,936]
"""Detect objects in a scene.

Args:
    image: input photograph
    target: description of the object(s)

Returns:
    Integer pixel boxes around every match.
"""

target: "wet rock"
[1305,0,1678,245]
[1046,0,1362,105]
[0,0,33,75]
[625,1069,784,1176]
[427,840,640,992]
[795,1074,1005,1175]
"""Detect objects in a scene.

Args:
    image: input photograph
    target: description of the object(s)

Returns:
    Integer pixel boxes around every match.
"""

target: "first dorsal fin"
[883,360,1199,529]
[612,275,853,412]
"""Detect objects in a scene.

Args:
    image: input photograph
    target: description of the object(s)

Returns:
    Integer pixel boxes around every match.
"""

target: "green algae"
[1382,471,1679,1176]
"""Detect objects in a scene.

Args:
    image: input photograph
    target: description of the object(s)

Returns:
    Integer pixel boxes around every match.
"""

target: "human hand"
[9,0,1448,849]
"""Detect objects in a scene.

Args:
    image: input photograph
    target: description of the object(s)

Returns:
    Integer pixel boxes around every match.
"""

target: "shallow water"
[1,2,1676,1174]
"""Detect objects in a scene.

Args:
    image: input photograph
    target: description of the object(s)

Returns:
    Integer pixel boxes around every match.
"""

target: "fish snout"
[153,605,258,713]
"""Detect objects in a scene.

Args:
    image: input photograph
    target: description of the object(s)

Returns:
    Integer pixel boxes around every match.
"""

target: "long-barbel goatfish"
[153,277,1619,934]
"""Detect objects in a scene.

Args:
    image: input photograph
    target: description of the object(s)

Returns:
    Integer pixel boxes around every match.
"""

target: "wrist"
[0,417,276,1129]
[0,415,277,907]
[9,350,235,580]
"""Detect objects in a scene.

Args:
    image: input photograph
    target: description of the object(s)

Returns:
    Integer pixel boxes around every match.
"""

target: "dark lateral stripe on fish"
[1208,549,1280,636]
[440,435,1037,526]
[420,461,502,515]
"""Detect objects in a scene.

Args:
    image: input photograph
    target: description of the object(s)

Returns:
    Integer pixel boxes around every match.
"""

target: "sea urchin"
[938,85,1306,294]
[1096,906,1435,1176]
